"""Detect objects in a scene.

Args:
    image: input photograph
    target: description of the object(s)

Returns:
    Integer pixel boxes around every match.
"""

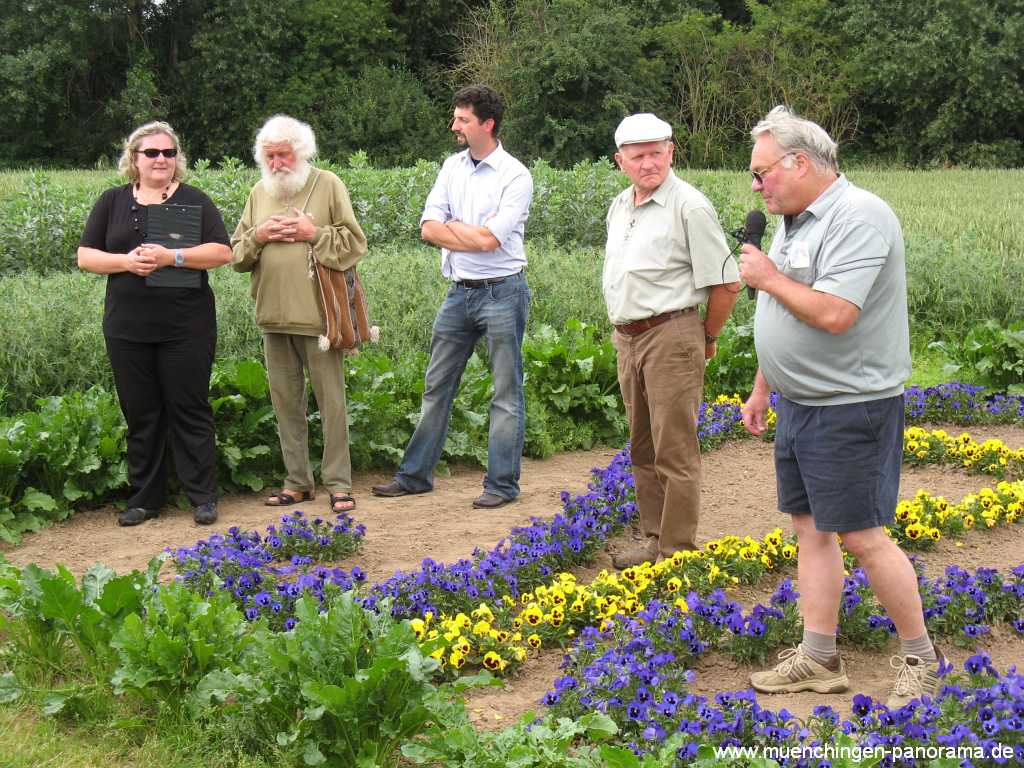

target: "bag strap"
[299,169,320,214]
[301,170,339,348]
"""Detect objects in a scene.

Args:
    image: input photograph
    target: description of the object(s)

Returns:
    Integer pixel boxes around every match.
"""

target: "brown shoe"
[885,651,943,709]
[472,492,513,509]
[612,539,659,569]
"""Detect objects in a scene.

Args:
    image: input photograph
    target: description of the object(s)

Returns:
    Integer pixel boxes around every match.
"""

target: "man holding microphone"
[740,106,940,709]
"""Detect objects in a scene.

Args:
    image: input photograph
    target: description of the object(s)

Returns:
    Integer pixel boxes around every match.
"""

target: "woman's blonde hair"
[117,121,188,183]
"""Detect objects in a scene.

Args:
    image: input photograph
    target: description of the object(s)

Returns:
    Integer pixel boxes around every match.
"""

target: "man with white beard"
[232,114,367,514]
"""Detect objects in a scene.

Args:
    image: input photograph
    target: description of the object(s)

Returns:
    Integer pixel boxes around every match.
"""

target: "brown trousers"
[613,311,705,558]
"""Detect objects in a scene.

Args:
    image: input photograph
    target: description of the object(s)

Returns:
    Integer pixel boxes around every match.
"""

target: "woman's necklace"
[133,181,174,204]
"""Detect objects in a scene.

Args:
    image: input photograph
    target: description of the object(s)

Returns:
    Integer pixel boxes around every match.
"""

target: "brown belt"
[614,307,696,336]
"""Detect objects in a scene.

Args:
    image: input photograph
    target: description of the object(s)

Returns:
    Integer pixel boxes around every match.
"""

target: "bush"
[932,320,1024,395]
[193,594,448,768]
[0,172,106,275]
[317,65,451,168]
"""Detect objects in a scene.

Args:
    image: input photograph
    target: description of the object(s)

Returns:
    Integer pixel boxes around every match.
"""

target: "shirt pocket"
[780,242,815,285]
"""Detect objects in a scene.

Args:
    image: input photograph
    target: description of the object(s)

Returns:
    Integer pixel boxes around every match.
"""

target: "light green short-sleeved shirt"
[754,175,911,405]
[603,172,737,325]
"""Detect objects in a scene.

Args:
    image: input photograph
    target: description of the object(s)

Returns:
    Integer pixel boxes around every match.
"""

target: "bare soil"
[3,424,1023,730]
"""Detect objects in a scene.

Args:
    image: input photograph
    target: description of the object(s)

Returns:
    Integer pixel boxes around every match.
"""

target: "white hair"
[253,114,317,165]
[751,106,839,173]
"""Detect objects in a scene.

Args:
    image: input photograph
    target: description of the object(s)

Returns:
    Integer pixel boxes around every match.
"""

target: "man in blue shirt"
[373,85,533,508]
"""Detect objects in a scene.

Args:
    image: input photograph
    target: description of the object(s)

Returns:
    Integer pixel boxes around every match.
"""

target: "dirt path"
[3,424,1023,729]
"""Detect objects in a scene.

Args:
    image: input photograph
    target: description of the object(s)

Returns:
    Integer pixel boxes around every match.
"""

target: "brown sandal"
[329,492,356,513]
[265,490,313,507]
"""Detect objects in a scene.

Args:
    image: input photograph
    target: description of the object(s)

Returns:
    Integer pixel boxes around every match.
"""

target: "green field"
[0,163,1020,413]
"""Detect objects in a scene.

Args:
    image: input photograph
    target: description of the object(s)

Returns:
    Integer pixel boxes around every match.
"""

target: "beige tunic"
[232,169,367,336]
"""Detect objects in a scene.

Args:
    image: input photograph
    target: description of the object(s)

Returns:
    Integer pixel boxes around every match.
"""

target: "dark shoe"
[118,507,159,527]
[265,489,313,507]
[193,502,218,525]
[371,481,429,498]
[472,492,513,509]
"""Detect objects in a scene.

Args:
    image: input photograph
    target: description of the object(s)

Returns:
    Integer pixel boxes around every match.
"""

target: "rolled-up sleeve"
[420,161,452,224]
[481,169,533,246]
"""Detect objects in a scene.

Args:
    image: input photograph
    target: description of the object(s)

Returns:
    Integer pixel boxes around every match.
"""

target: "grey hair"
[751,106,838,173]
[253,114,317,165]
[118,121,188,183]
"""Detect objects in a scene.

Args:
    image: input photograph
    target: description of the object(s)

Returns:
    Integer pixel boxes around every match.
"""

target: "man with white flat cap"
[603,112,740,569]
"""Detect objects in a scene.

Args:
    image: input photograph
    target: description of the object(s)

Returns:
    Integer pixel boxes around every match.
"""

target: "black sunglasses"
[137,148,178,158]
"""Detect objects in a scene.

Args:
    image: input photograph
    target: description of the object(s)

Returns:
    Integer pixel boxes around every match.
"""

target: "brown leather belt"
[614,307,696,336]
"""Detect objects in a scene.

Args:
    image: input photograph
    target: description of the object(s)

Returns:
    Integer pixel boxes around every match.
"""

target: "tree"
[451,0,668,165]
[838,0,1024,166]
[0,0,137,164]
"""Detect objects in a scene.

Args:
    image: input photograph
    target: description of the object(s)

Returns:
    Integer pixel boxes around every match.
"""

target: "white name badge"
[789,241,811,269]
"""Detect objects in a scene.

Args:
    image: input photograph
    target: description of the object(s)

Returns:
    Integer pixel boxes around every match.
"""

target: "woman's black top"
[79,183,231,342]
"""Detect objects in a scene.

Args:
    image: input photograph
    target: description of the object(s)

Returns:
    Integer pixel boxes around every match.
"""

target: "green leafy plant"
[705,319,758,399]
[404,709,618,767]
[192,593,447,768]
[111,581,250,705]
[209,359,282,492]
[0,559,159,713]
[0,388,126,543]
[932,319,1024,394]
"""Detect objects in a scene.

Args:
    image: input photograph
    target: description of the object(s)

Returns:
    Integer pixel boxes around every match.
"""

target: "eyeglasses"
[136,148,178,158]
[751,152,793,185]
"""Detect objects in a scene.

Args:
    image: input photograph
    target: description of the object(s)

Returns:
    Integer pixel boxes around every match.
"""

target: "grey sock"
[802,629,839,668]
[901,633,937,662]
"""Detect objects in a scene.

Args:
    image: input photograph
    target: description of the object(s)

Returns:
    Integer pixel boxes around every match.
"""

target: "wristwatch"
[705,332,717,344]
[173,248,185,267]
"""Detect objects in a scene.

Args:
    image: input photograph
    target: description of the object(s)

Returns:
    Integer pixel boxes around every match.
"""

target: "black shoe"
[193,502,218,525]
[118,507,159,527]
[371,481,429,498]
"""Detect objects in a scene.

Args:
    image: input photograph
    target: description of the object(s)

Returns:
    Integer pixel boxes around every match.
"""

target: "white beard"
[260,160,312,200]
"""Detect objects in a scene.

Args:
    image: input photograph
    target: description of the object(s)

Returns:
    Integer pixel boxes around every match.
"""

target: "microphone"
[742,209,767,299]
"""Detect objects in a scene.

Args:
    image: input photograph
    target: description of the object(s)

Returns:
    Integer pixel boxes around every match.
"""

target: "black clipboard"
[144,203,203,288]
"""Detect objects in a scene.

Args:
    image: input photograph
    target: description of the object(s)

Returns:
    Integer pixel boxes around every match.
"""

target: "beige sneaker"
[612,539,658,569]
[885,652,942,709]
[749,645,849,694]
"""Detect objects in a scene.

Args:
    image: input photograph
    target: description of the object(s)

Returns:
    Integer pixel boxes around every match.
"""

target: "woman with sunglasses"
[78,121,232,527]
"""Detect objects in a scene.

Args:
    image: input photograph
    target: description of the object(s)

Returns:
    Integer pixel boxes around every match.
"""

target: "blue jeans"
[395,272,530,499]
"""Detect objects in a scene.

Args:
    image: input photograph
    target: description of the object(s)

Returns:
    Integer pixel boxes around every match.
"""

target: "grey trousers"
[264,333,352,494]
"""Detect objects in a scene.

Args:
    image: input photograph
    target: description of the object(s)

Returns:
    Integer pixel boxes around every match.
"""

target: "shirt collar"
[632,170,676,209]
[803,173,849,220]
[460,141,508,171]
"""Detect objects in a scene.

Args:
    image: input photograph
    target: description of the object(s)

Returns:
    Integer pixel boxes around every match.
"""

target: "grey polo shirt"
[603,171,736,325]
[754,175,911,405]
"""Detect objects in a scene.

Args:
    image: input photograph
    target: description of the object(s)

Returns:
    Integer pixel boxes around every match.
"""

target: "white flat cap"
[615,113,672,148]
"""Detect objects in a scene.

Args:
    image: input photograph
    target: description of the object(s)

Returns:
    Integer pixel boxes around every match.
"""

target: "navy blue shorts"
[774,395,903,533]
